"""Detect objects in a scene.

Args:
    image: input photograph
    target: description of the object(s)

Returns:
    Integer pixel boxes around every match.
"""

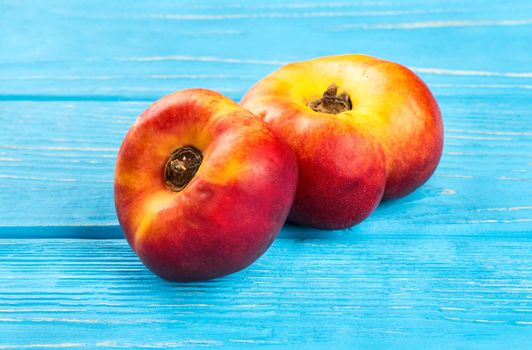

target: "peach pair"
[115,55,443,281]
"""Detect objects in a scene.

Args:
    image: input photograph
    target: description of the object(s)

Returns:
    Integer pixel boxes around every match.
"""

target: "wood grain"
[0,238,530,348]
[0,1,531,347]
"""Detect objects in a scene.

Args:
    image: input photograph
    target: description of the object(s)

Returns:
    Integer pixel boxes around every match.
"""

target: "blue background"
[0,0,531,348]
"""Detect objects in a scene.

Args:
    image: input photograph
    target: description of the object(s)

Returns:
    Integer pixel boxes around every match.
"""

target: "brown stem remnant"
[164,146,203,192]
[308,84,352,114]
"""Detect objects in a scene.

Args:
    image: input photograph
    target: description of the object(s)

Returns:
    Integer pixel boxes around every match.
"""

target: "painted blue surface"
[0,0,531,348]
[1,237,531,349]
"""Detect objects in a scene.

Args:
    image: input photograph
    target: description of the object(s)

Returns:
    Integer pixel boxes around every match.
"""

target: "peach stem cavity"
[164,145,203,192]
[308,84,352,114]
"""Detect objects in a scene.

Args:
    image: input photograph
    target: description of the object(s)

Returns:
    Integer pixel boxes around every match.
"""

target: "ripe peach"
[241,55,443,229]
[115,89,298,281]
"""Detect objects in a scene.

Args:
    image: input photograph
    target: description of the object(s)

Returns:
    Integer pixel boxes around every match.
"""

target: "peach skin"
[115,89,298,281]
[241,54,443,229]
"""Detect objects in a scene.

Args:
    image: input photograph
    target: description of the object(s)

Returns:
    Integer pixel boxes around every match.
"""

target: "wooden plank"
[0,89,530,235]
[0,237,530,348]
[2,0,532,71]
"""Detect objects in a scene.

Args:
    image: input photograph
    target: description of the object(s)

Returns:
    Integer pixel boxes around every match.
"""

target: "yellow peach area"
[131,191,177,245]
[246,54,429,129]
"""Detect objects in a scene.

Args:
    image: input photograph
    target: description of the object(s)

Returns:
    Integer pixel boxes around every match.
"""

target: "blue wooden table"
[1,0,531,348]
